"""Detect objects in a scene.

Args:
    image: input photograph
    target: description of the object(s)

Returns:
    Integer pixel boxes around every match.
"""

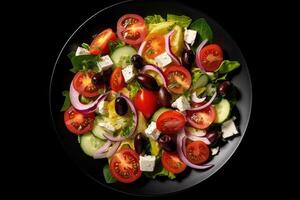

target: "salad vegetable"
[62,13,241,184]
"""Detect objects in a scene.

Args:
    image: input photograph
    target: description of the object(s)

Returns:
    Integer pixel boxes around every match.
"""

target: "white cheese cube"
[221,119,239,139]
[98,121,115,132]
[139,155,156,172]
[145,121,161,140]
[184,29,197,45]
[97,55,114,71]
[211,147,220,156]
[96,101,108,115]
[171,96,191,111]
[121,65,136,83]
[154,52,172,68]
[75,47,90,56]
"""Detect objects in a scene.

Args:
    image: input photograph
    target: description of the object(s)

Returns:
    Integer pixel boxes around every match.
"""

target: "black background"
[10,0,293,198]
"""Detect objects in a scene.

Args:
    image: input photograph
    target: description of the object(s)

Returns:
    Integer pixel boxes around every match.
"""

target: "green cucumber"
[214,99,231,123]
[80,133,106,156]
[151,107,171,122]
[92,125,107,140]
[110,46,137,67]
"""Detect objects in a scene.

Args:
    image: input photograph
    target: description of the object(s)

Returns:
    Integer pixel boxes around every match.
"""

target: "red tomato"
[156,110,186,134]
[110,67,125,92]
[164,65,192,94]
[186,141,210,165]
[64,106,95,135]
[73,71,103,97]
[117,14,147,46]
[89,28,117,55]
[133,89,158,118]
[199,44,223,72]
[161,151,186,174]
[186,103,216,129]
[143,33,165,59]
[109,148,142,183]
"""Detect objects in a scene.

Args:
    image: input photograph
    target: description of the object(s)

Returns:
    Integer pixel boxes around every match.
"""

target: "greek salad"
[61,13,241,184]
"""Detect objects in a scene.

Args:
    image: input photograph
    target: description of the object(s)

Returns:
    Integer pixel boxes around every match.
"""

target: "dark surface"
[13,0,292,198]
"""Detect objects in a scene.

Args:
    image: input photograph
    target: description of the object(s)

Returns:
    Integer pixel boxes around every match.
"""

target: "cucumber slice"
[92,125,107,140]
[110,46,137,67]
[214,99,231,123]
[151,107,171,122]
[80,133,106,156]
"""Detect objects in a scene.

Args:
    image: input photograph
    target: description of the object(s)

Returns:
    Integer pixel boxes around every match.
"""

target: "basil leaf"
[190,18,213,42]
[103,164,117,183]
[217,60,240,74]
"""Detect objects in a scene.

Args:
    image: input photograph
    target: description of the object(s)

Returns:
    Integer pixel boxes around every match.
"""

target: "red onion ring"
[93,140,112,159]
[106,142,121,158]
[186,135,211,145]
[195,39,208,72]
[187,92,217,112]
[165,30,181,65]
[138,41,146,56]
[184,42,191,51]
[141,64,167,87]
[103,95,138,142]
[69,83,109,114]
[177,129,214,170]
[185,127,206,137]
[191,92,206,103]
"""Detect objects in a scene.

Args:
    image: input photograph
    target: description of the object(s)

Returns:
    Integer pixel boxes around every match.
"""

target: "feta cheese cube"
[96,101,108,115]
[97,55,114,71]
[221,119,239,139]
[171,96,191,111]
[139,155,156,172]
[154,52,172,68]
[211,147,220,156]
[145,121,161,140]
[75,47,90,56]
[98,121,115,132]
[121,65,136,83]
[184,29,197,45]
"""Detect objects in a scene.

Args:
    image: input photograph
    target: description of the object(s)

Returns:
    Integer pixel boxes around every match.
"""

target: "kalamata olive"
[115,97,128,116]
[182,49,195,68]
[92,73,103,86]
[158,135,176,152]
[158,87,172,107]
[131,54,144,69]
[102,68,112,86]
[137,73,159,91]
[134,134,146,154]
[217,81,231,96]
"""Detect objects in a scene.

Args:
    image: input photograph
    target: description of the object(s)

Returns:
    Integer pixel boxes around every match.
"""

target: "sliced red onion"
[69,83,109,114]
[165,30,181,65]
[141,64,167,87]
[103,95,138,142]
[191,92,206,103]
[184,42,191,51]
[195,39,208,72]
[106,142,121,158]
[138,41,146,56]
[177,129,214,170]
[182,136,187,156]
[93,140,112,159]
[185,128,206,137]
[186,135,211,145]
[187,91,217,112]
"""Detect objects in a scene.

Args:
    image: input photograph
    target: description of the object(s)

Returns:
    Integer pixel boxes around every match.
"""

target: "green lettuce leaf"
[128,81,141,98]
[68,51,98,73]
[103,164,117,183]
[216,60,240,74]
[145,15,166,24]
[167,14,192,28]
[60,91,71,112]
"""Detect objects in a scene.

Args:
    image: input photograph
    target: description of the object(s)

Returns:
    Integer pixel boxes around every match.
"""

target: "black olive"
[217,81,231,96]
[131,54,144,69]
[137,73,159,91]
[134,134,146,154]
[92,73,103,86]
[158,87,172,107]
[182,49,195,68]
[102,68,112,86]
[158,135,176,152]
[115,97,128,116]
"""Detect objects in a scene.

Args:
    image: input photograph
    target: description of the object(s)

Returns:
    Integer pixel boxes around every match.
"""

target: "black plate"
[49,0,252,196]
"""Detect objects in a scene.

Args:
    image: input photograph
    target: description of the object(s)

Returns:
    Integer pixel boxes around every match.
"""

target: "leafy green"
[190,18,213,42]
[145,15,166,24]
[192,70,203,85]
[128,81,141,98]
[103,164,117,183]
[60,91,70,112]
[144,160,176,180]
[81,43,90,50]
[109,40,125,53]
[69,52,98,73]
[153,168,176,179]
[167,14,192,28]
[216,60,240,74]
[216,73,227,81]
